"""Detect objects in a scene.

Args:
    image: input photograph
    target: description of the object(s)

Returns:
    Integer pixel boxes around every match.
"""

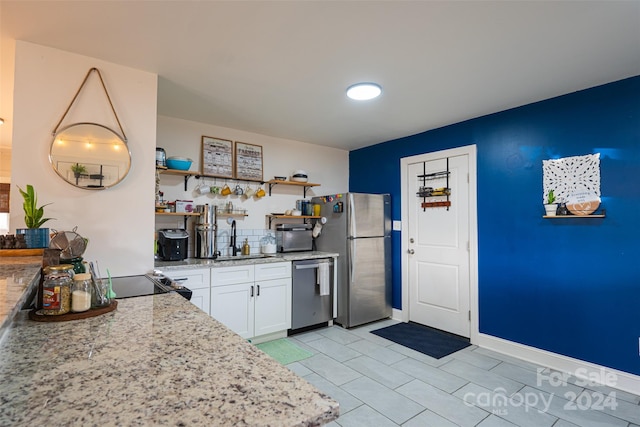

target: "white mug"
[196,183,210,195]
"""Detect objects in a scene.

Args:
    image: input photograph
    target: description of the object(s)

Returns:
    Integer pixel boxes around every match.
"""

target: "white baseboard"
[477,333,640,396]
[392,308,403,322]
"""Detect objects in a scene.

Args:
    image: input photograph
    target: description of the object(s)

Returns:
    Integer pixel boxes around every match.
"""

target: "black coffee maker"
[157,229,189,261]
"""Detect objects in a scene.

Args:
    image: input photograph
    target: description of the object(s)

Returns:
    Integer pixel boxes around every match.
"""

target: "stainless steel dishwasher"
[291,258,334,331]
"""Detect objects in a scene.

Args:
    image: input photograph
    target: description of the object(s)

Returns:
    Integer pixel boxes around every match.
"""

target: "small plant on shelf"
[544,189,557,216]
[71,163,88,178]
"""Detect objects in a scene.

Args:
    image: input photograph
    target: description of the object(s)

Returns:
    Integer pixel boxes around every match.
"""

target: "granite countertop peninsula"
[155,251,339,271]
[0,256,42,339]
[0,293,339,426]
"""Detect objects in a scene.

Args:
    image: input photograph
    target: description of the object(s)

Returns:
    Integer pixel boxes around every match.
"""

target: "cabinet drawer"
[163,268,211,290]
[255,261,291,281]
[212,264,255,286]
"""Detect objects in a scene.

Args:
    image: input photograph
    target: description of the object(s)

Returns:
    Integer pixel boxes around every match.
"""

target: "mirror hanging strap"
[52,67,127,141]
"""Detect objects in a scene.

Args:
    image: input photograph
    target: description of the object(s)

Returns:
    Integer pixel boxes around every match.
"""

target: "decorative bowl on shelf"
[166,157,193,170]
[291,169,308,182]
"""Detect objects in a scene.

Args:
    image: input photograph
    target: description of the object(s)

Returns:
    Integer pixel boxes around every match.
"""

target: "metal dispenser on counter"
[194,204,219,259]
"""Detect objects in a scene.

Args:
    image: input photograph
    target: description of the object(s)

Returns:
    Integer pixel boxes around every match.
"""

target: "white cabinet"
[163,268,211,315]
[211,262,291,340]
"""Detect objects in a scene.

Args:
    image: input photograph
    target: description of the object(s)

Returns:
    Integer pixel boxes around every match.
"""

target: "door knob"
[409,238,415,243]
[407,249,415,254]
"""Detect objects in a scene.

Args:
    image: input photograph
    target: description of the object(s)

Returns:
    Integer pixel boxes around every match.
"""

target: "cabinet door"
[163,268,211,290]
[162,268,211,314]
[255,261,291,281]
[254,277,291,337]
[190,287,211,315]
[211,265,254,286]
[211,283,254,339]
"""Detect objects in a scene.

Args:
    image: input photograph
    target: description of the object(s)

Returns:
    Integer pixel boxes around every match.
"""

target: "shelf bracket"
[183,175,192,191]
[268,182,276,196]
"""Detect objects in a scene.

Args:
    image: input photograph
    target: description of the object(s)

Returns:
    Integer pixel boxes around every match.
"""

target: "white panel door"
[211,283,254,339]
[254,277,291,336]
[407,154,470,337]
[190,287,210,315]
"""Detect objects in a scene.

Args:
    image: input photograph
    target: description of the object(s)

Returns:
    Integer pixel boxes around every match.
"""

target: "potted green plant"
[544,189,557,216]
[16,184,54,248]
[70,163,87,178]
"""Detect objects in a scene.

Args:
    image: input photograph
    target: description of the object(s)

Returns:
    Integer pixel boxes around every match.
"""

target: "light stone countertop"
[0,256,42,341]
[0,293,339,426]
[155,251,339,271]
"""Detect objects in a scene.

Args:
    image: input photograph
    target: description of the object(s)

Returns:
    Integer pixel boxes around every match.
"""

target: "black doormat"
[371,322,470,359]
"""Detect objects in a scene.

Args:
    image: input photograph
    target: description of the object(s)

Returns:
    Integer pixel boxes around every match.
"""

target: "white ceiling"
[2,1,639,151]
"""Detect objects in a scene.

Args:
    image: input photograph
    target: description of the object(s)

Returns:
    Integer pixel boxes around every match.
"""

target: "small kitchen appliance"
[157,229,189,261]
[194,204,218,259]
[276,223,312,252]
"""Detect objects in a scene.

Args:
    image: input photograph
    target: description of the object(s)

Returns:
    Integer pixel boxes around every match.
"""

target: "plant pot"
[15,228,50,248]
[544,204,557,217]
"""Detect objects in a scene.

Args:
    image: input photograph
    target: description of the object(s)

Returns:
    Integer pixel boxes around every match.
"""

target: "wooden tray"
[0,248,45,257]
[29,300,117,322]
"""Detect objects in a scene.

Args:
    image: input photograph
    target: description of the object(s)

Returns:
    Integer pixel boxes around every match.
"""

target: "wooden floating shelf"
[0,248,45,257]
[156,167,197,176]
[155,212,201,216]
[265,180,320,187]
[267,215,322,219]
[266,180,320,197]
[421,201,452,208]
[543,214,605,219]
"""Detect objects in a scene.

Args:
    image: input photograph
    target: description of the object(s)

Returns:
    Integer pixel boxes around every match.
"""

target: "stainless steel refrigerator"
[311,193,391,328]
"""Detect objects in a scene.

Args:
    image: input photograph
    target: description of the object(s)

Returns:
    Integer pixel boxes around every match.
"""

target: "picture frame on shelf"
[234,141,263,182]
[201,136,234,179]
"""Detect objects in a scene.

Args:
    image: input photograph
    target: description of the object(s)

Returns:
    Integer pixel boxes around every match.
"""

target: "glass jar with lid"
[43,264,75,279]
[42,273,72,315]
[71,273,93,312]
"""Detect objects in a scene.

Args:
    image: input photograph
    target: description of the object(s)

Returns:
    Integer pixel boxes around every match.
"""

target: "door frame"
[400,144,479,344]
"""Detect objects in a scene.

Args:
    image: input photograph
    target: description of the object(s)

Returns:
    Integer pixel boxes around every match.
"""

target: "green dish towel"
[256,338,313,365]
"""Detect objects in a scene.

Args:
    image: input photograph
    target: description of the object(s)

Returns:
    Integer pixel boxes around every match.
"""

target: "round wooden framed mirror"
[49,122,131,189]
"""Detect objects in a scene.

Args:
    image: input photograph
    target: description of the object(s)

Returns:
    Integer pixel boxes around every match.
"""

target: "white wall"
[11,41,157,276]
[156,115,349,255]
[9,41,348,271]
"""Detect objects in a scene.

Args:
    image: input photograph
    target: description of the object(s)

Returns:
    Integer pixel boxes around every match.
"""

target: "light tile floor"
[283,319,640,427]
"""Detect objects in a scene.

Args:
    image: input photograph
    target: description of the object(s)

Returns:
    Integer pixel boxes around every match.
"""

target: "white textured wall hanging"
[543,153,601,215]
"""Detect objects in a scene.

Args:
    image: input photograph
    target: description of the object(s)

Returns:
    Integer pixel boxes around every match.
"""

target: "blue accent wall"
[349,76,640,376]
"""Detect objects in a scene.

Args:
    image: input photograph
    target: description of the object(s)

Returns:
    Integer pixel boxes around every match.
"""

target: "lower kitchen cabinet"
[211,262,291,340]
[163,268,211,315]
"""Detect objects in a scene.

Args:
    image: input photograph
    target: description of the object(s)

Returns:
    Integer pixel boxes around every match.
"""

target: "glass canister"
[42,273,72,315]
[71,273,93,312]
[92,277,111,308]
[44,264,75,279]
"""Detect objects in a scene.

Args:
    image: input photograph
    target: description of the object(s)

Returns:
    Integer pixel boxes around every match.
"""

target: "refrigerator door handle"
[349,240,355,286]
[348,193,356,238]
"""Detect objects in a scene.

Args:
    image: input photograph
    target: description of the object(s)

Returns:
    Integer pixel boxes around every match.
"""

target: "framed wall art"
[201,136,234,179]
[234,141,263,182]
[543,153,601,215]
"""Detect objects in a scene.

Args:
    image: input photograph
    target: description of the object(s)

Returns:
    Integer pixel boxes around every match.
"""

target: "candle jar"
[71,273,93,313]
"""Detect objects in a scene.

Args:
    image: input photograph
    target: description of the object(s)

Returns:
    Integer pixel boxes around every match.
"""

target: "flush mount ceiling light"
[346,82,382,101]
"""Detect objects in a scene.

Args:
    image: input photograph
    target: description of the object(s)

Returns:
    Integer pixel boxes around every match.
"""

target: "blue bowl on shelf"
[166,157,193,171]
